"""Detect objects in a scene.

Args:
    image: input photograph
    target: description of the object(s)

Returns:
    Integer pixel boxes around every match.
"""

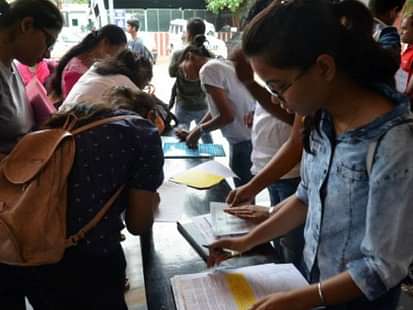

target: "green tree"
[206,0,247,14]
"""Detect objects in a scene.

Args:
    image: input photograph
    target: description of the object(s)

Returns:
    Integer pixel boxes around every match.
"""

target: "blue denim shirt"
[296,85,413,301]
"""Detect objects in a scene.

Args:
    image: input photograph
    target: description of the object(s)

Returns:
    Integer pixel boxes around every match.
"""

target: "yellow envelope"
[170,170,224,189]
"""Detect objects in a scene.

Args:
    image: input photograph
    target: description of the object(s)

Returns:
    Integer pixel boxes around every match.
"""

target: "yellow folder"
[170,170,224,189]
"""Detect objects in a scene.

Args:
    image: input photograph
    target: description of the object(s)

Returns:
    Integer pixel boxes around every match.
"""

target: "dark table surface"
[140,158,278,310]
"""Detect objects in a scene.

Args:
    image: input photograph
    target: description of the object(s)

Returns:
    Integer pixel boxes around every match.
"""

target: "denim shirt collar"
[319,84,411,144]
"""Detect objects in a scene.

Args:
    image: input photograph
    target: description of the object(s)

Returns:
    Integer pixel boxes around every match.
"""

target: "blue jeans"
[267,177,301,206]
[229,140,253,187]
[268,177,304,266]
[175,104,213,144]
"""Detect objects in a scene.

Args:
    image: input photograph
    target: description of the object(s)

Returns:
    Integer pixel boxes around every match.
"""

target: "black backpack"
[152,94,179,134]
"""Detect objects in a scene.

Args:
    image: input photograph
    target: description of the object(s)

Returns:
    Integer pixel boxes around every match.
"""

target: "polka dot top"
[66,110,164,255]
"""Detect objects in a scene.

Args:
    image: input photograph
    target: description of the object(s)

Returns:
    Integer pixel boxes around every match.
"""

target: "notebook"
[163,142,225,158]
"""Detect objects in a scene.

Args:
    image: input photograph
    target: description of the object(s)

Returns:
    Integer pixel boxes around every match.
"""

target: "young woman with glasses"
[208,1,413,309]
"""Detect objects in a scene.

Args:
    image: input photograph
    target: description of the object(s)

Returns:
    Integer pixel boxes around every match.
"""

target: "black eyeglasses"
[39,28,56,50]
[265,68,309,103]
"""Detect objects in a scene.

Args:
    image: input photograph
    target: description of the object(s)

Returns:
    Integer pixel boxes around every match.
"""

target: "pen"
[202,244,242,258]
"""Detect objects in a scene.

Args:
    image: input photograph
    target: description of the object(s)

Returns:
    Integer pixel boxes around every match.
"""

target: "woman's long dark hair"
[243,0,399,153]
[0,0,63,30]
[50,24,127,97]
[45,88,157,130]
[94,49,153,90]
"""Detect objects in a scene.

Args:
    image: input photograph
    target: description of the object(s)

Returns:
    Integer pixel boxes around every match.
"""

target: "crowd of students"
[0,0,412,309]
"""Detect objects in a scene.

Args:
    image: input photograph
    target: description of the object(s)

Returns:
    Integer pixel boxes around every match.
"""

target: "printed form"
[171,263,309,310]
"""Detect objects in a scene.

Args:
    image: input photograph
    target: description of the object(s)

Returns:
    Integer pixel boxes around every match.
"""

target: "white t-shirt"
[199,59,255,144]
[251,104,300,179]
[60,66,139,112]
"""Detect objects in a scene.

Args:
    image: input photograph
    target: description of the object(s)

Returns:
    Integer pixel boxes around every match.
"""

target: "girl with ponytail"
[50,24,127,100]
[208,1,413,309]
[177,34,256,187]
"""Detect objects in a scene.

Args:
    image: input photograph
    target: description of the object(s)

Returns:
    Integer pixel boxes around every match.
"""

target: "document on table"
[170,161,237,189]
[177,214,217,260]
[171,263,309,310]
[210,202,256,237]
[155,181,187,222]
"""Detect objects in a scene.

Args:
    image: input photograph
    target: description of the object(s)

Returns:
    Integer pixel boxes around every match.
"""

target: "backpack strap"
[366,118,413,176]
[65,114,143,247]
[65,185,126,247]
[71,115,141,136]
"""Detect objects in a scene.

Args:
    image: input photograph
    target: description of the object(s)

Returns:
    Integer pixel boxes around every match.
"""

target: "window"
[72,19,79,27]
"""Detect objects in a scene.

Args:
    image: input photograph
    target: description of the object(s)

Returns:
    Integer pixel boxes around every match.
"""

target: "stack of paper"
[210,202,256,237]
[171,263,309,310]
[170,161,237,189]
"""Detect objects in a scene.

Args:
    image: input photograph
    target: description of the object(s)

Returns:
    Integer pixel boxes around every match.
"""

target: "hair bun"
[192,34,207,47]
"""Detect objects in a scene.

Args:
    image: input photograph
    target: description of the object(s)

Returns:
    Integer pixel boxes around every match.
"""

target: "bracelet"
[317,282,326,305]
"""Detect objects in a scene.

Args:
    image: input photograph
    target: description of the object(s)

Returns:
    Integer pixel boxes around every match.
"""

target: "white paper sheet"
[210,202,256,237]
[171,263,309,310]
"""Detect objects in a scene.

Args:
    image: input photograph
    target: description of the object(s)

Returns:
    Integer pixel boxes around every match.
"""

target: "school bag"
[0,114,137,266]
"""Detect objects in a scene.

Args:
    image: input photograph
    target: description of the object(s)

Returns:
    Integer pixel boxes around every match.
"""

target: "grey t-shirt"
[128,37,145,55]
[168,49,208,111]
[0,61,34,154]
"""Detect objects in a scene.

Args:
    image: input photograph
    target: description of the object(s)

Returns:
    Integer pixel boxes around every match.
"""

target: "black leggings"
[0,245,127,310]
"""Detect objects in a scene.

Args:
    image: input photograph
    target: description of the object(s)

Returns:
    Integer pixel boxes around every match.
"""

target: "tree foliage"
[206,0,247,14]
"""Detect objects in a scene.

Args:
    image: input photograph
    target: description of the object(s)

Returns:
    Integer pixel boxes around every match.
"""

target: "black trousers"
[0,245,127,310]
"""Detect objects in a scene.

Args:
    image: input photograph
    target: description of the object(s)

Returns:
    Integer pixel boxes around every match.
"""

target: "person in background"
[369,0,405,60]
[59,49,152,112]
[400,14,413,95]
[50,24,127,101]
[169,18,213,143]
[126,19,144,55]
[177,35,255,187]
[0,0,62,157]
[209,1,412,309]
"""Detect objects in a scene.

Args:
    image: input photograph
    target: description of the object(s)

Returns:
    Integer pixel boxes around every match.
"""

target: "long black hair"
[243,0,399,153]
[50,24,127,97]
[0,0,63,30]
[45,88,157,130]
[94,49,153,90]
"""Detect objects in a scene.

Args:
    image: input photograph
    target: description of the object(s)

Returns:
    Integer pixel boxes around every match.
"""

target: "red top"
[401,45,413,96]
